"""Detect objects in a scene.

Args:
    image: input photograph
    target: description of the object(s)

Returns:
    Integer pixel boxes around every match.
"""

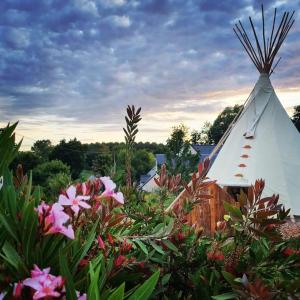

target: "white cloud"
[99,0,127,7]
[110,15,132,27]
[75,0,98,15]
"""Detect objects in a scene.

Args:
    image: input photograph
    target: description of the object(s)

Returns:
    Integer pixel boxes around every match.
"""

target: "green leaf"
[134,239,148,256]
[224,201,243,220]
[1,241,27,276]
[149,240,165,255]
[59,249,77,300]
[161,239,179,254]
[161,273,171,286]
[71,220,98,274]
[221,271,236,286]
[21,200,38,265]
[211,292,238,300]
[107,282,125,300]
[0,212,19,242]
[88,259,101,300]
[128,270,160,300]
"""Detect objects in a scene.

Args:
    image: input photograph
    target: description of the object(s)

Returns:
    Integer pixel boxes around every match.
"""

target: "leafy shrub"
[33,160,71,199]
[0,124,300,299]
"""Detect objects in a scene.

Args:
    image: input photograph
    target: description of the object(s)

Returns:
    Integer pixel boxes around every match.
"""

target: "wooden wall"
[176,183,236,235]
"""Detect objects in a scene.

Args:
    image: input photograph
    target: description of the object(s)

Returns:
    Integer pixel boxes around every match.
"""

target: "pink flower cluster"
[36,177,124,240]
[59,185,91,215]
[37,202,75,239]
[23,265,64,299]
[7,265,86,300]
[100,176,124,204]
[37,184,93,240]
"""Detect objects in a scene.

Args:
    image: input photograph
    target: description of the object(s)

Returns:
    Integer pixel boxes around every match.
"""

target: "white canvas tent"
[208,6,300,215]
[208,74,300,215]
[168,6,300,215]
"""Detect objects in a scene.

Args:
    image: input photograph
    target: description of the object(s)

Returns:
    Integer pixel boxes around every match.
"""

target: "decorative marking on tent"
[234,174,244,177]
[238,164,247,167]
[243,145,252,149]
[241,154,249,158]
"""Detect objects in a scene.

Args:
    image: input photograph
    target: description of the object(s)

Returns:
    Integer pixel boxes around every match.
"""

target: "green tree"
[116,149,154,184]
[166,124,189,154]
[207,105,242,144]
[190,122,211,144]
[91,153,113,176]
[166,124,198,181]
[50,139,85,179]
[292,105,300,132]
[33,160,71,198]
[131,149,155,181]
[10,151,41,174]
[31,139,52,162]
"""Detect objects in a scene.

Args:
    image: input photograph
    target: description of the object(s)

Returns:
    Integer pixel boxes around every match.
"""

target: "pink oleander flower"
[23,265,64,300]
[44,203,74,239]
[36,201,51,223]
[76,291,87,300]
[100,176,124,204]
[59,185,91,215]
[0,292,6,300]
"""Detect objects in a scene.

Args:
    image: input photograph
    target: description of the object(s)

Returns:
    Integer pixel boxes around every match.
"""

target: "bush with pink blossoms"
[1,123,300,300]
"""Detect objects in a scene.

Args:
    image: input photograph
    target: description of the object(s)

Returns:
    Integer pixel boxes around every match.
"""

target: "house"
[139,145,216,192]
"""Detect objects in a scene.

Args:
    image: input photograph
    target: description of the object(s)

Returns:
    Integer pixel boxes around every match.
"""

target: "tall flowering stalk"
[123,105,141,188]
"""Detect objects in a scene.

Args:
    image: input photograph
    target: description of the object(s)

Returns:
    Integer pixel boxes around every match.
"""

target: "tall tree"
[50,139,85,179]
[190,122,211,144]
[31,139,52,162]
[91,153,113,176]
[207,105,242,144]
[292,105,300,132]
[166,124,189,155]
[166,124,198,181]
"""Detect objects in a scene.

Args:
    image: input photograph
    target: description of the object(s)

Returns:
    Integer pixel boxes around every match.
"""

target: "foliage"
[31,139,53,162]
[10,151,41,174]
[50,139,85,179]
[123,105,142,188]
[190,122,212,145]
[166,124,199,181]
[0,122,21,176]
[292,105,300,132]
[0,125,160,299]
[91,153,113,177]
[207,105,242,144]
[117,149,155,183]
[33,160,71,199]
[1,123,300,300]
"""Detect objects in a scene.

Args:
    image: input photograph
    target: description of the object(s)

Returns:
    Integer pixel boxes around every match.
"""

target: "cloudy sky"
[0,0,300,149]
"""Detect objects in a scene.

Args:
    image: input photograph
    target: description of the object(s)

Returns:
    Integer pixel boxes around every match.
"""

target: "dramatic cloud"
[0,0,300,148]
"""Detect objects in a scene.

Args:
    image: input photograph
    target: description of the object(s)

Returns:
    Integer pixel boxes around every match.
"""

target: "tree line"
[11,104,300,197]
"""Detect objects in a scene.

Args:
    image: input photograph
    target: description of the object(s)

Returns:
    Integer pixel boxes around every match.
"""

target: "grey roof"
[140,174,152,185]
[156,154,166,165]
[192,144,215,155]
[191,144,216,162]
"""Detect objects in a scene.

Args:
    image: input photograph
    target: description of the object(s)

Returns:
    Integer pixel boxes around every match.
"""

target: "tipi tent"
[208,6,300,215]
[168,6,300,216]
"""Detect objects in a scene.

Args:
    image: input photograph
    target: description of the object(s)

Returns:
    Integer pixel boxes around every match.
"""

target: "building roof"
[191,144,215,155]
[156,153,166,165]
[140,174,152,185]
